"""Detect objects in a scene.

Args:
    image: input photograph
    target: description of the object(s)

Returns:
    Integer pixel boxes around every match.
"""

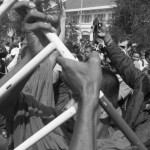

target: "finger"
[25,9,59,27]
[24,9,47,23]
[13,1,36,17]
[46,14,59,26]
[13,1,36,9]
[24,22,56,33]
[57,56,79,69]
[56,56,67,69]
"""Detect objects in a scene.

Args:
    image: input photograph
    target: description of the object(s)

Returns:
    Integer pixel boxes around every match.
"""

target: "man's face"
[119,41,129,53]
[84,47,92,60]
[132,53,140,61]
[119,45,127,53]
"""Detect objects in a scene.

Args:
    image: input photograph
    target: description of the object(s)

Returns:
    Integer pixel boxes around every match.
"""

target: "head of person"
[73,44,80,54]
[132,51,141,61]
[0,45,7,59]
[145,49,150,64]
[84,44,93,61]
[141,51,145,60]
[119,40,132,55]
[65,66,120,123]
[98,67,120,121]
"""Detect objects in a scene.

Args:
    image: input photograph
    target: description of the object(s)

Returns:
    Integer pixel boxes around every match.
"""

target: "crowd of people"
[0,0,150,150]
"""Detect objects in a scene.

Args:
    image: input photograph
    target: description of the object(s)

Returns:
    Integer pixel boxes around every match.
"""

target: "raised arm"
[0,1,61,116]
[97,24,145,89]
[57,52,102,150]
[49,4,66,69]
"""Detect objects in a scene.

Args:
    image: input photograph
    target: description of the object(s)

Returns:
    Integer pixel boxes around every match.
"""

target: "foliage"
[65,18,79,44]
[111,0,150,48]
[0,0,58,41]
[0,0,79,45]
[0,8,23,42]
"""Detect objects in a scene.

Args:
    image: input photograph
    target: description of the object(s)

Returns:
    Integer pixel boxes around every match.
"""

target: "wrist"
[80,89,99,109]
[103,34,113,46]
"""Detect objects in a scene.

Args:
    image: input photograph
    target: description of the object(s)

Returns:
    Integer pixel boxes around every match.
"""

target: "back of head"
[0,44,7,58]
[145,49,150,59]
[101,67,119,108]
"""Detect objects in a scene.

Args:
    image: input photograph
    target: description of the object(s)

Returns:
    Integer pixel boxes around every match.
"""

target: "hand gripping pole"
[14,33,147,150]
[0,1,147,149]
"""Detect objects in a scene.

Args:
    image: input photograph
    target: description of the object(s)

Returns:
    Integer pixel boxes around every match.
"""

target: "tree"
[0,0,58,41]
[111,0,150,48]
[0,8,23,43]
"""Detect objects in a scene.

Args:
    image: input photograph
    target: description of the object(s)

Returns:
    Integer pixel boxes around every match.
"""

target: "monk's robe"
[7,93,70,150]
[22,58,55,108]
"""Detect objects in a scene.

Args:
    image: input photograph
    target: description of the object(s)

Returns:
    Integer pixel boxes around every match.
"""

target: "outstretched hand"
[13,0,63,56]
[57,52,102,107]
[96,23,113,45]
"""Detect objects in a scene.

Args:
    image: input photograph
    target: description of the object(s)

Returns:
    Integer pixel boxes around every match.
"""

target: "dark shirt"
[0,59,6,79]
[54,77,70,111]
[106,42,150,143]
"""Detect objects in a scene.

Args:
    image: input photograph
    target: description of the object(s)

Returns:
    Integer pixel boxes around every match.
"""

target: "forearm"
[59,18,66,43]
[69,94,97,150]
[48,19,65,69]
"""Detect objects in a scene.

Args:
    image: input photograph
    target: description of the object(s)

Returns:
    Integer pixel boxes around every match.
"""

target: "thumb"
[89,51,101,63]
[57,56,67,68]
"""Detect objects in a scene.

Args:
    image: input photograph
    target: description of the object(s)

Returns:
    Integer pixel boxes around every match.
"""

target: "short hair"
[101,67,119,108]
[0,45,7,58]
[145,49,150,59]
[84,44,93,51]
[136,43,145,52]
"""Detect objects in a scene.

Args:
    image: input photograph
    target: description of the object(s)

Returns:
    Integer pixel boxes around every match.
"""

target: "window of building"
[72,15,80,24]
[82,31,90,40]
[108,13,113,20]
[81,14,92,23]
[94,13,106,21]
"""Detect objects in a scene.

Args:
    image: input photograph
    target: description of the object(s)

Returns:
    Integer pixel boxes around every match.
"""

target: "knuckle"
[28,9,35,16]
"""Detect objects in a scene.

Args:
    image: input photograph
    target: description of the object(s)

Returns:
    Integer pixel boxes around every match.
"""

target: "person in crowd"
[96,22,150,147]
[119,40,132,56]
[96,68,132,150]
[131,51,142,70]
[0,45,7,78]
[6,45,20,72]
[145,49,150,68]
[0,1,146,150]
[83,44,93,62]
[0,1,102,150]
[131,51,147,71]
[0,45,7,150]
[142,49,150,75]
[22,0,66,108]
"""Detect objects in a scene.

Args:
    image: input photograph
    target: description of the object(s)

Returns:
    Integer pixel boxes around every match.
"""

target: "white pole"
[0,0,17,20]
[43,32,77,60]
[14,104,77,150]
[0,43,56,99]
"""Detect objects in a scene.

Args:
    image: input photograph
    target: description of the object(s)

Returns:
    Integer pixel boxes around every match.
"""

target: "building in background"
[65,0,116,41]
